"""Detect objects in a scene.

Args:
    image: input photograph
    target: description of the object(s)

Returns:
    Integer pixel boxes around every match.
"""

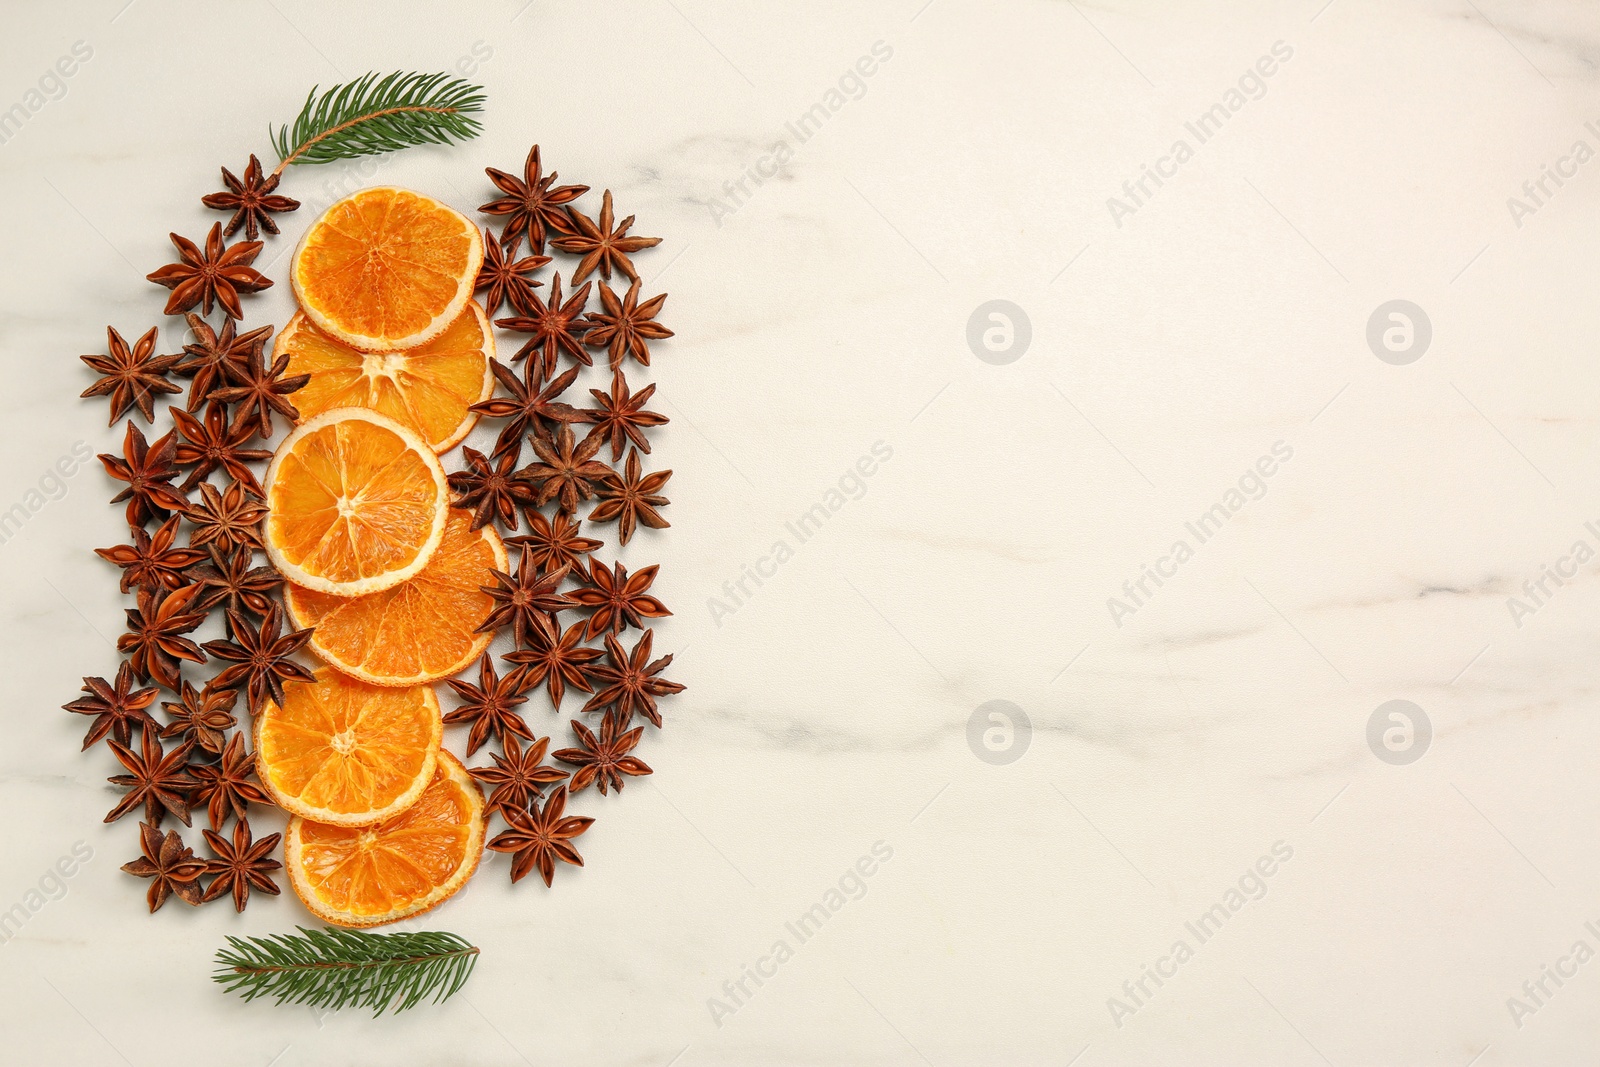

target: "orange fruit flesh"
[294,188,480,350]
[290,752,482,925]
[256,670,441,824]
[287,510,505,686]
[280,303,493,454]
[266,411,446,589]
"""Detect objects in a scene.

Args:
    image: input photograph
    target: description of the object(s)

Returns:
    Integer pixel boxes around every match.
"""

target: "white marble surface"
[3,0,1600,1063]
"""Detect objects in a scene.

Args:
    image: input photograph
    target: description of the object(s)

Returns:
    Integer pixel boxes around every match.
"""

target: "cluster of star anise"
[72,154,306,911]
[462,145,684,887]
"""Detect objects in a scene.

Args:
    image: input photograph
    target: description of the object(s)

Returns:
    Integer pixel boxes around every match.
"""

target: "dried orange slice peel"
[291,187,483,352]
[263,408,449,597]
[285,510,507,687]
[255,669,443,827]
[277,302,495,454]
[284,751,484,928]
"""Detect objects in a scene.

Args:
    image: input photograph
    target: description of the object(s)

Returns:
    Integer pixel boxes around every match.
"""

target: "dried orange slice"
[291,187,484,352]
[263,408,449,597]
[284,751,484,928]
[255,669,443,827]
[277,303,495,454]
[285,510,507,687]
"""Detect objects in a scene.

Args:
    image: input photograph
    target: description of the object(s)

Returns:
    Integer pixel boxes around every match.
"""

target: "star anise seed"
[174,315,272,412]
[444,653,536,757]
[95,515,208,595]
[552,189,661,284]
[202,606,316,716]
[171,403,269,492]
[478,550,574,649]
[146,222,272,319]
[207,338,306,438]
[99,421,190,527]
[480,145,589,255]
[105,731,196,826]
[80,325,181,425]
[486,786,593,886]
[582,628,685,728]
[190,733,270,829]
[583,280,673,371]
[201,154,300,241]
[475,230,548,316]
[504,612,603,710]
[117,584,208,690]
[520,424,612,515]
[503,511,602,576]
[64,661,159,750]
[469,732,568,818]
[160,680,238,757]
[121,821,206,911]
[567,559,671,640]
[555,710,651,795]
[579,369,668,461]
[471,360,583,462]
[184,480,268,553]
[448,447,539,532]
[495,272,593,378]
[589,449,671,545]
[201,818,282,911]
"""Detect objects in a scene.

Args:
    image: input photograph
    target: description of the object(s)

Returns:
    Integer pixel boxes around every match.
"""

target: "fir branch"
[213,926,479,1015]
[269,72,486,178]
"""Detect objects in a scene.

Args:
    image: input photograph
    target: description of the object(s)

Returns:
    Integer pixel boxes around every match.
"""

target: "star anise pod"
[171,404,269,492]
[122,821,206,911]
[520,424,612,515]
[190,733,270,829]
[469,733,568,818]
[553,190,661,284]
[99,422,190,527]
[202,606,316,716]
[580,369,668,461]
[207,337,306,438]
[471,360,583,461]
[487,786,594,886]
[504,612,602,710]
[146,222,272,319]
[448,447,538,532]
[187,544,282,619]
[584,281,673,370]
[555,710,651,795]
[504,511,601,575]
[80,325,181,425]
[105,731,196,826]
[480,145,589,255]
[201,818,282,911]
[583,628,685,728]
[174,314,272,412]
[567,560,671,640]
[185,480,268,553]
[95,515,207,594]
[201,154,300,240]
[589,449,671,545]
[117,584,208,690]
[475,230,548,316]
[478,550,574,648]
[495,272,593,378]
[160,680,238,757]
[444,653,536,756]
[63,661,159,750]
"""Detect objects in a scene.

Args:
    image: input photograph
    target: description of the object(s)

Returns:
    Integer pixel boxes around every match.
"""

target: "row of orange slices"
[246,187,509,926]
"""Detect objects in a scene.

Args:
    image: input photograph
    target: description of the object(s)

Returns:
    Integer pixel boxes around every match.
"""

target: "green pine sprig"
[213,926,479,1015]
[269,71,486,177]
